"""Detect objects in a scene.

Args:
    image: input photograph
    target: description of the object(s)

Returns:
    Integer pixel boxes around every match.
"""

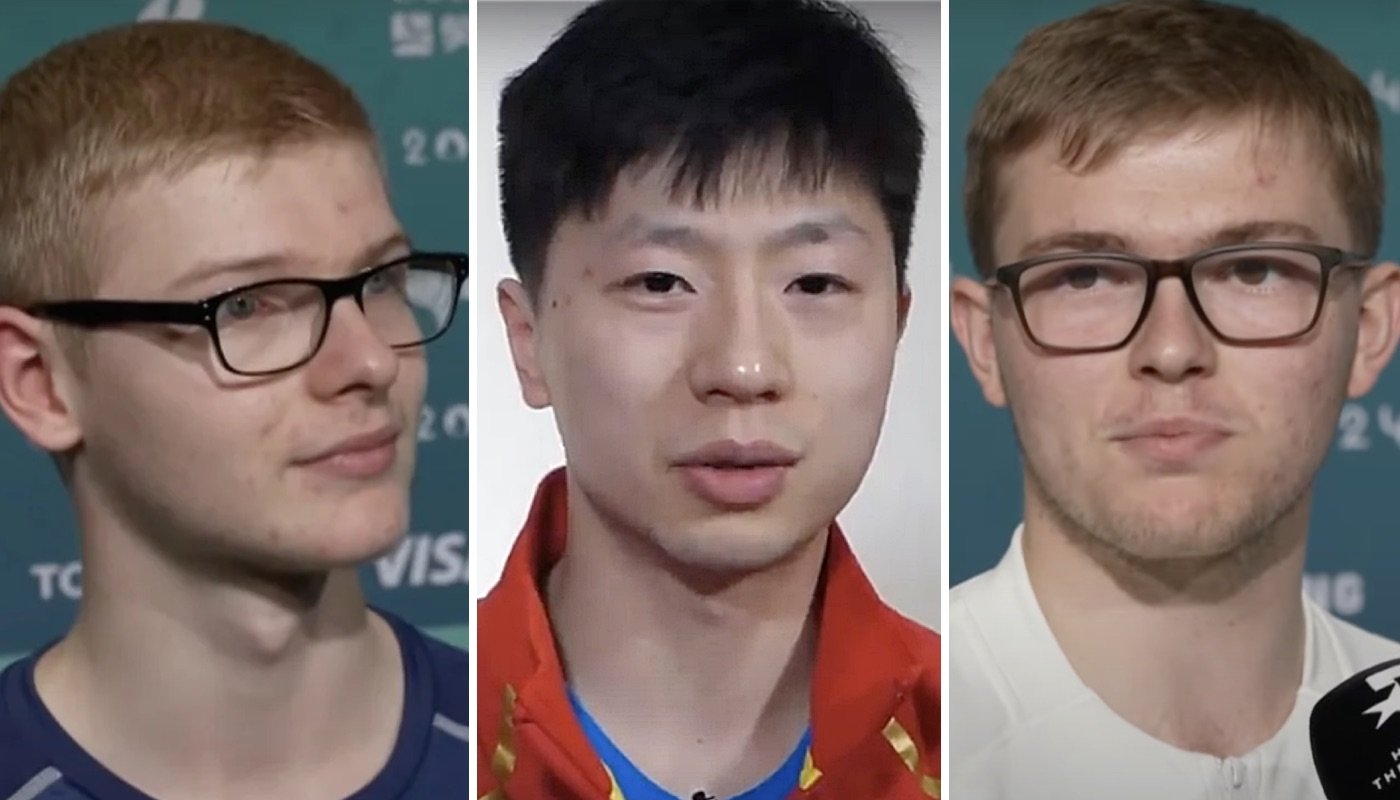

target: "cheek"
[86,365,284,492]
[1240,347,1345,431]
[396,357,429,408]
[544,310,684,449]
[783,319,899,488]
[190,392,287,471]
[998,344,1111,462]
[85,344,198,440]
[796,320,897,414]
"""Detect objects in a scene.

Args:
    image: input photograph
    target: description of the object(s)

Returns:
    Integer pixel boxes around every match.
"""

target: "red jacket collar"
[481,466,936,787]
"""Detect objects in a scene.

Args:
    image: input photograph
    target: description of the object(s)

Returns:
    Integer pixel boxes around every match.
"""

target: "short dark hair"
[499,0,924,298]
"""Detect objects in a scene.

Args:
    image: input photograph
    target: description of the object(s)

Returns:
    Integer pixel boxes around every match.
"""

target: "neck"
[1021,483,1311,757]
[35,507,404,799]
[548,483,825,797]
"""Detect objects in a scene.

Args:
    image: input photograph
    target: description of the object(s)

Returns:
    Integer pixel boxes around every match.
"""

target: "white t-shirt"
[950,526,1400,800]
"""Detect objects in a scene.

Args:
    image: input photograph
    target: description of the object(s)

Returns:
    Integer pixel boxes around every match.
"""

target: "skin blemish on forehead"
[1238,115,1305,189]
[1246,139,1285,189]
[1251,163,1280,188]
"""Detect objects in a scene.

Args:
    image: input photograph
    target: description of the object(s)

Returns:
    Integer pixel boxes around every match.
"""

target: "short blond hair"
[0,21,376,306]
[965,0,1382,275]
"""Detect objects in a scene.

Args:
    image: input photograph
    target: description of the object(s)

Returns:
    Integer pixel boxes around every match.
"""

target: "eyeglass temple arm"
[28,299,208,327]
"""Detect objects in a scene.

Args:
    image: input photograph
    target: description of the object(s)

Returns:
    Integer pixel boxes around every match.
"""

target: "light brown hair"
[964,0,1382,275]
[0,21,376,307]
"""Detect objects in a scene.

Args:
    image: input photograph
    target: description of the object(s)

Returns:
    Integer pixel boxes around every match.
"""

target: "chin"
[650,514,827,575]
[1041,465,1297,563]
[1098,529,1242,562]
[1088,503,1270,562]
[282,505,410,569]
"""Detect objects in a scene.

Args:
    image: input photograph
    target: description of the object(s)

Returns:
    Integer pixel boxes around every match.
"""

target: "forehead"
[991,119,1351,262]
[88,139,396,293]
[561,160,889,246]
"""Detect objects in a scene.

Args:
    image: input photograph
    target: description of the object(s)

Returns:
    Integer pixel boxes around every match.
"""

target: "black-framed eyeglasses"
[987,242,1370,354]
[28,252,468,376]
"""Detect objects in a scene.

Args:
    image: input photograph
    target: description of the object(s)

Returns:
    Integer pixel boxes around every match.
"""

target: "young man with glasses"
[477,1,939,798]
[949,1,1400,797]
[0,22,467,800]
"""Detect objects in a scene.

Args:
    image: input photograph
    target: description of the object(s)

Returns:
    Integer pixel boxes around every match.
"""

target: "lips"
[296,426,401,479]
[1110,417,1232,466]
[673,440,800,509]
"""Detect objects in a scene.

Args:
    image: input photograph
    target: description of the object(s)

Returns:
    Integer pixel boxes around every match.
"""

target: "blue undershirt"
[568,687,810,800]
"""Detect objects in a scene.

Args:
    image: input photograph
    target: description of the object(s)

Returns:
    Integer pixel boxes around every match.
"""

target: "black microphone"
[1311,657,1400,797]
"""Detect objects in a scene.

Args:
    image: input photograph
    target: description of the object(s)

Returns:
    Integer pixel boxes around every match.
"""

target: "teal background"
[950,1,1400,634]
[0,0,468,663]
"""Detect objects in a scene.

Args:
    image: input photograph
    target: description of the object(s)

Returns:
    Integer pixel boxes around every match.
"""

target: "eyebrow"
[762,216,873,250]
[1202,220,1323,248]
[1015,220,1325,261]
[611,213,872,254]
[172,231,413,293]
[613,218,711,252]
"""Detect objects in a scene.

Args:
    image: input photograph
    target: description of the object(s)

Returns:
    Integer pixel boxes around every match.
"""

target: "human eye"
[1226,258,1274,286]
[1197,251,1319,294]
[1061,264,1105,290]
[1022,259,1139,295]
[365,263,410,296]
[220,289,279,320]
[1216,256,1297,289]
[786,272,855,295]
[216,283,307,325]
[618,271,695,295]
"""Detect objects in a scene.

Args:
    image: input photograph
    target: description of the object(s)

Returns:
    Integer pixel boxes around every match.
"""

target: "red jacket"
[478,469,940,799]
